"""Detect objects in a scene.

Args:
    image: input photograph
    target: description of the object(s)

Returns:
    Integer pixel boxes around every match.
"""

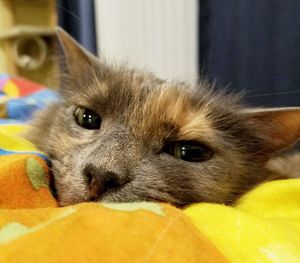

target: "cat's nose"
[83,165,123,201]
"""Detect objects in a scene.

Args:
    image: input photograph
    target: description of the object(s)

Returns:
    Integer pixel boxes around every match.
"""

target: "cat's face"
[27,29,300,206]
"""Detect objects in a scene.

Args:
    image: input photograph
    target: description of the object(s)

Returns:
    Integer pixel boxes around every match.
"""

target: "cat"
[25,28,300,207]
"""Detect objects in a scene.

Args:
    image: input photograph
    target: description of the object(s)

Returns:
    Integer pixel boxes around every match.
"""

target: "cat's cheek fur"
[51,158,88,206]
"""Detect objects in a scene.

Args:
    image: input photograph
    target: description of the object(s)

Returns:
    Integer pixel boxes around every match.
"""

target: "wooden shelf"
[0,0,57,86]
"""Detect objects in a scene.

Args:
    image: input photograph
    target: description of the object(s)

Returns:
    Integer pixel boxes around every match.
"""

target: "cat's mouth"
[99,193,164,203]
[99,194,187,208]
[97,186,182,206]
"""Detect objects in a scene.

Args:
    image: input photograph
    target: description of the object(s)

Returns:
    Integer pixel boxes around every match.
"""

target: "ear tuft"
[54,27,108,96]
[55,27,97,75]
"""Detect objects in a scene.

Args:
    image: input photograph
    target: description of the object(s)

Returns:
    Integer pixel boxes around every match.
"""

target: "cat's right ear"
[243,107,300,159]
[55,27,105,94]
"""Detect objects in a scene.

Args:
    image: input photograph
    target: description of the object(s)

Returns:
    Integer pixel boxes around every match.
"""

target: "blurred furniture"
[0,0,57,86]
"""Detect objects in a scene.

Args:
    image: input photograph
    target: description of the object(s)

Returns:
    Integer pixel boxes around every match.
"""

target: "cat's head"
[27,29,300,206]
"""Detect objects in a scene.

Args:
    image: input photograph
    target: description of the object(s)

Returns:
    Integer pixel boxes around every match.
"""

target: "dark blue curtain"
[199,1,300,107]
[56,0,97,55]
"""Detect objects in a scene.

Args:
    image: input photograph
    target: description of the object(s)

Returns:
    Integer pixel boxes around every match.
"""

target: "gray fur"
[25,29,300,207]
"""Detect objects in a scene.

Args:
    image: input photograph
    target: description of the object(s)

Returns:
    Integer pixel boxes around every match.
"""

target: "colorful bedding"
[0,75,300,263]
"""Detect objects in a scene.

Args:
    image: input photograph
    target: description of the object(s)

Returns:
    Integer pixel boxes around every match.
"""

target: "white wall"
[94,0,198,83]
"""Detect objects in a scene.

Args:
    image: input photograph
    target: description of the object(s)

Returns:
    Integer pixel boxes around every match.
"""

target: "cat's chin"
[98,192,146,203]
[97,190,186,207]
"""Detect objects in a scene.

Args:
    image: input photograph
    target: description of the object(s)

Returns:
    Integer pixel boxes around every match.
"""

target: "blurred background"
[0,0,299,107]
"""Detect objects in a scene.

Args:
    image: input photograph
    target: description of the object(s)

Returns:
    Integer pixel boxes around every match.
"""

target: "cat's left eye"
[164,141,213,162]
[74,107,101,130]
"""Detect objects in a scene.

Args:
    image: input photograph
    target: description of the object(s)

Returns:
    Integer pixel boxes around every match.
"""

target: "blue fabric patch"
[0,148,49,161]
[0,74,8,79]
[7,90,59,120]
[0,119,26,124]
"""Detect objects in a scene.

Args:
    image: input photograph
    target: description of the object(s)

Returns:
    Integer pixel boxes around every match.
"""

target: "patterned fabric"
[0,203,228,263]
[0,74,58,121]
[0,74,57,159]
[0,75,56,209]
[0,75,300,262]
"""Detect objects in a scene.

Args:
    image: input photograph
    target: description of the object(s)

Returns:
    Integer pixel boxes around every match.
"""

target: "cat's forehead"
[69,69,232,143]
[129,81,215,142]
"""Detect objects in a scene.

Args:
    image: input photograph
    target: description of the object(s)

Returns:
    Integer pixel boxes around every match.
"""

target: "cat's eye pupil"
[75,108,101,130]
[166,141,213,162]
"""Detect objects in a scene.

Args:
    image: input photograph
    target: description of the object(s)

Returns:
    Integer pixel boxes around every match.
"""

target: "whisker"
[56,3,81,24]
[246,90,300,98]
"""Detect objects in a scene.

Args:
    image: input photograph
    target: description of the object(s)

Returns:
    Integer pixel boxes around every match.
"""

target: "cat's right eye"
[74,107,102,130]
[163,141,214,162]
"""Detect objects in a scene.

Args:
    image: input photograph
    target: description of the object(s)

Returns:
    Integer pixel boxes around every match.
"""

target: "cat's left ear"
[56,27,100,77]
[243,107,300,156]
[55,27,109,97]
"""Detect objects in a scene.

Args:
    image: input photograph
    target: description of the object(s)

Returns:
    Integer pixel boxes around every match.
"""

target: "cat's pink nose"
[84,165,122,201]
